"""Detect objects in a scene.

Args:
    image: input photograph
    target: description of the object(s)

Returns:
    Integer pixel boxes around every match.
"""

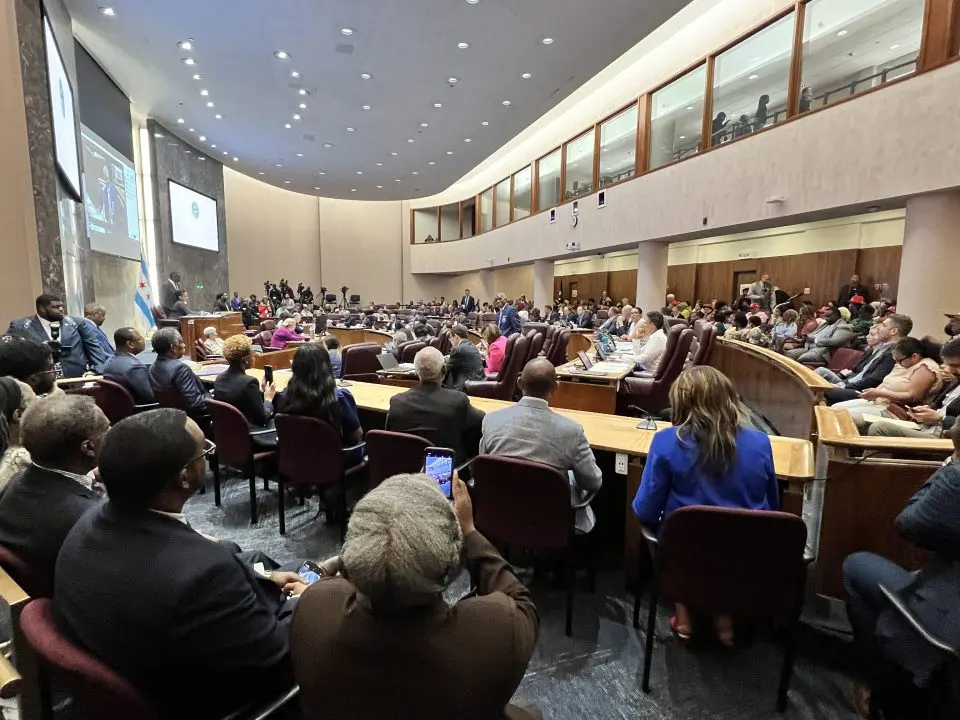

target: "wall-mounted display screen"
[43,16,82,201]
[169,180,219,252]
[81,125,140,260]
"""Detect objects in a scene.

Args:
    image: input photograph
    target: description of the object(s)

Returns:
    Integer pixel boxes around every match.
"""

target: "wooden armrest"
[0,653,21,700]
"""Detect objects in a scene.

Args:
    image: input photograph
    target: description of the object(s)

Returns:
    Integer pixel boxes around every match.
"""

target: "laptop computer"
[577,350,593,369]
[377,354,415,372]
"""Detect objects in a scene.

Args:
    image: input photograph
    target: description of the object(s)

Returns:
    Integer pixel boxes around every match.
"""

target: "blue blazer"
[497,306,521,337]
[83,318,115,359]
[5,315,107,378]
[103,352,155,404]
[632,425,780,530]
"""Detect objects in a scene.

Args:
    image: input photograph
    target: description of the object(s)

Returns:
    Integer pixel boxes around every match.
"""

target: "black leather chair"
[465,333,530,401]
[617,325,695,415]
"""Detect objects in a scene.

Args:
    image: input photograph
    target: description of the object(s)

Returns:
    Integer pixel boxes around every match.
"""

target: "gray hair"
[203,326,217,337]
[84,303,106,316]
[151,327,182,355]
[342,474,462,610]
[886,313,913,337]
[414,346,445,384]
[393,331,407,344]
[21,394,109,465]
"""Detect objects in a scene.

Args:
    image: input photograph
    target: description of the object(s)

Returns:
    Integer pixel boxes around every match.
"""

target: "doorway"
[732,270,757,305]
[569,281,579,300]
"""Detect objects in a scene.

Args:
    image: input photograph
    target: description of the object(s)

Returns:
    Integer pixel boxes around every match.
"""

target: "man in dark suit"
[0,394,109,592]
[576,305,594,329]
[6,294,107,378]
[148,327,209,415]
[102,327,155,404]
[444,325,486,391]
[82,303,115,359]
[55,409,299,719]
[837,273,871,308]
[387,346,484,464]
[497,299,522,337]
[160,271,182,314]
[460,288,477,315]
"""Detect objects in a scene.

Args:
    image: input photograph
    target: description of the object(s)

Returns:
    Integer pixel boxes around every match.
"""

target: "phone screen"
[424,451,454,498]
[263,365,274,384]
[297,561,322,585]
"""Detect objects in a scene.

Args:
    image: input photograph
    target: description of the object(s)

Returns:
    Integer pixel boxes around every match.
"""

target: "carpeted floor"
[180,470,861,720]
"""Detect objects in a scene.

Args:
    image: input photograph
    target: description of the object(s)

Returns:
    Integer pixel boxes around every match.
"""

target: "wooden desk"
[179,313,244,359]
[566,329,594,362]
[710,338,833,439]
[553,359,634,415]
[327,326,395,348]
[811,406,950,598]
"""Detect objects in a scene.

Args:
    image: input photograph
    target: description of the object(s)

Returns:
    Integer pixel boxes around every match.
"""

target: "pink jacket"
[485,335,509,374]
[270,326,301,349]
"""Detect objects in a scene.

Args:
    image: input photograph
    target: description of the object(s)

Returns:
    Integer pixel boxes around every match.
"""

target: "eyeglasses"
[184,439,216,467]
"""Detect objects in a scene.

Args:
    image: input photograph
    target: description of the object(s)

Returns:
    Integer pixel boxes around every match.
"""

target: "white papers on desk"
[588,361,634,374]
[614,342,633,353]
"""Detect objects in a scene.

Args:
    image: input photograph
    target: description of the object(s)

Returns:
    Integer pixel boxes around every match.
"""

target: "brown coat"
[290,531,541,720]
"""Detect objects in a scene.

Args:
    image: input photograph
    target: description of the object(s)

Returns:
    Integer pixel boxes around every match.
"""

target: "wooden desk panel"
[179,313,244,360]
[566,330,594,362]
[552,381,617,415]
[327,327,366,347]
[555,359,633,384]
[250,347,298,371]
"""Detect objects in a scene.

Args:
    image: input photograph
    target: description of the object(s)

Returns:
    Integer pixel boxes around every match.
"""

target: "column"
[897,191,960,339]
[477,268,494,305]
[635,241,669,314]
[533,259,554,311]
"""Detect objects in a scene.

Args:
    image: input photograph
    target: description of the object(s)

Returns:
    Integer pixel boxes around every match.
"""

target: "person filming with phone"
[289,472,543,720]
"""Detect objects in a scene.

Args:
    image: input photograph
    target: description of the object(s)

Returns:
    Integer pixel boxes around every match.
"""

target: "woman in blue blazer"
[632,366,780,644]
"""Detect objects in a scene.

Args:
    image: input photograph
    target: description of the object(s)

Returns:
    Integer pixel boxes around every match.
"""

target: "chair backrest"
[526,330,545,364]
[0,543,51,598]
[154,386,191,412]
[692,318,703,336]
[596,309,609,320]
[492,333,530,400]
[274,413,344,489]
[654,325,694,381]
[255,330,274,348]
[479,313,497,325]
[194,339,208,361]
[659,506,807,618]
[151,306,165,322]
[437,328,451,354]
[20,599,158,720]
[665,316,689,330]
[340,343,383,377]
[156,319,180,330]
[426,319,441,331]
[260,319,277,332]
[365,430,431,489]
[547,329,571,366]
[206,399,254,468]
[470,455,573,549]
[94,379,139,424]
[691,325,716,366]
[398,341,426,363]
[466,311,478,328]
[828,347,865,372]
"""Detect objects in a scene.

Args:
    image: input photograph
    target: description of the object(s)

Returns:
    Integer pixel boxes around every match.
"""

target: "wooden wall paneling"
[666,264,697,304]
[608,269,638,306]
[918,0,960,71]
[855,245,902,301]
[786,1,806,118]
[636,94,651,175]
[694,260,737,305]
[699,56,716,153]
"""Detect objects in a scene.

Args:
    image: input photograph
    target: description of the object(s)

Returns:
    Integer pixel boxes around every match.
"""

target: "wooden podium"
[178,313,245,359]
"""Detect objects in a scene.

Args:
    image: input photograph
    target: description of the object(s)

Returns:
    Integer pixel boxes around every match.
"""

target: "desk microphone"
[48,321,63,377]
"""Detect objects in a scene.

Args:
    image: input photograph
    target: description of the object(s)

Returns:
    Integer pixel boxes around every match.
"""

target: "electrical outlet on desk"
[615,453,628,475]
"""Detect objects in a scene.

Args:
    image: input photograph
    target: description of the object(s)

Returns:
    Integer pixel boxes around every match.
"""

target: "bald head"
[520,358,557,400]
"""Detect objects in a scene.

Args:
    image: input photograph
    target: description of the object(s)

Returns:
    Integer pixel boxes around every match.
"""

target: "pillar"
[533,259,554,311]
[477,268,494,305]
[897,191,960,339]
[635,242,669,315]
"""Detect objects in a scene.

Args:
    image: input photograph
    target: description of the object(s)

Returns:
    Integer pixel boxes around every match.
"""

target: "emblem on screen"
[191,201,200,219]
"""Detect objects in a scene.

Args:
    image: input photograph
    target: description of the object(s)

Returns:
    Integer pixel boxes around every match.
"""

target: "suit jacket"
[290,531,539,720]
[5,315,107,378]
[838,283,870,307]
[460,295,477,314]
[480,397,603,533]
[576,312,594,329]
[0,464,100,592]
[83,319,115,358]
[102,352,155,404]
[213,366,273,427]
[843,343,896,391]
[387,384,484,464]
[160,279,180,312]
[800,320,856,363]
[878,461,960,686]
[55,504,293,719]
[497,306,522,337]
[443,342,486,391]
[149,355,209,412]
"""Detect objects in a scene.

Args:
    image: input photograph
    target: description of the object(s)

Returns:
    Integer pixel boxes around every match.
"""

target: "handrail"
[715,337,834,392]
[815,405,953,455]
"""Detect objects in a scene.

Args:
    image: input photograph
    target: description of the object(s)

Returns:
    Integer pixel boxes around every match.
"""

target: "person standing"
[82,303,115,359]
[747,274,773,311]
[837,274,871,308]
[160,272,182,315]
[230,291,243,311]
[6,294,107,378]
[497,299,522,337]
[460,289,477,315]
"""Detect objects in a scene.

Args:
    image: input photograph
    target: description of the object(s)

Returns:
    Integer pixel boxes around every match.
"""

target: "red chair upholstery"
[466,311,478,328]
[540,326,558,358]
[635,506,810,712]
[464,333,530,400]
[154,387,192,413]
[479,313,497,325]
[206,400,277,524]
[254,330,274,348]
[547,329,571,366]
[365,430,430,489]
[20,598,159,720]
[471,455,594,637]
[690,325,716,366]
[617,325,695,415]
[398,341,426,363]
[526,330,545,365]
[0,544,51,598]
[826,347,864,372]
[340,343,382,378]
[260,320,277,332]
[156,319,180,330]
[437,329,452,355]
[94,379,156,425]
[274,414,367,538]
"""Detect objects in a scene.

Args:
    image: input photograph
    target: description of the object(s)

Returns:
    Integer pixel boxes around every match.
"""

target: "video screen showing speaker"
[168,180,219,252]
[81,125,141,260]
[43,16,82,202]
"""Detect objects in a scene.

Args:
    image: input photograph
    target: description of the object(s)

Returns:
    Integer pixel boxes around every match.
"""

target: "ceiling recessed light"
[464,138,471,142]
[465,0,479,4]
[200,89,209,96]
[198,156,206,161]
[748,74,758,80]
[206,102,214,107]
[188,128,195,132]
[679,135,686,140]
[433,102,442,108]
[258,172,265,175]
[341,28,354,36]
[296,152,303,157]
[376,185,383,189]
[407,138,415,143]
[428,161,435,165]
[347,127,355,132]
[211,144,217,148]
[521,72,532,79]
[448,77,459,84]
[687,105,694,110]
[176,118,184,124]
[890,43,901,50]
[541,37,554,45]
[411,171,419,175]
[376,162,383,166]
[457,42,471,49]
[391,151,398,156]
[314,186,320,190]
[420,122,429,127]
[154,132,164,138]
[215,114,222,119]
[481,120,489,126]
[323,143,333,148]
[356,171,363,175]
[299,89,309,96]
[446,150,454,155]
[298,103,307,109]
[318,171,325,175]
[361,105,371,110]
[181,58,195,66]
[293,113,301,120]
[284,123,292,129]
[351,188,357,192]
[199,135,206,141]
[837,29,848,37]
[232,157,239,162]
[178,40,193,51]
[192,74,201,80]
[395,179,402,182]
[284,180,291,184]
[276,163,283,167]
[502,100,511,106]
[291,70,301,78]
[360,73,372,80]
[274,50,291,59]
[185,149,191,154]
[98,6,116,16]
[223,151,228,155]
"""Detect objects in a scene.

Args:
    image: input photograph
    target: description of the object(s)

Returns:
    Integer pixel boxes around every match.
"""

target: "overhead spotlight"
[521,72,532,79]
[446,150,454,155]
[323,143,333,148]
[357,171,363,175]
[154,132,164,138]
[428,161,435,165]
[188,128,195,132]
[890,43,901,50]
[223,151,228,155]
[176,118,185,124]
[99,6,116,16]
[391,151,398,156]
[433,102,443,108]
[351,188,357,192]
[181,58,195,66]
[276,163,283,167]
[341,28,354,36]
[395,179,402,182]
[464,138,471,142]
[296,152,304,157]
[686,106,694,110]
[299,89,309,96]
[200,89,209,96]
[314,186,320,190]
[274,50,291,59]
[481,121,489,126]
[198,157,205,161]
[448,77,459,84]
[284,123,292,129]
[748,74,758,80]
[376,162,383,166]
[199,135,206,141]
[284,180,291,184]
[298,103,307,109]
[232,157,239,161]
[206,101,214,107]
[215,114,222,119]
[211,144,217,148]
[407,138,415,143]
[836,29,848,37]
[361,105,371,110]
[293,113,301,120]
[347,127,355,132]
[192,74,201,80]
[291,70,301,78]
[318,171,326,175]
[465,0,479,4]
[411,171,419,175]
[376,185,383,189]
[502,100,511,106]
[541,37,554,45]
[259,172,265,175]
[420,122,429,127]
[457,42,471,49]
[360,73,373,80]
[178,40,193,51]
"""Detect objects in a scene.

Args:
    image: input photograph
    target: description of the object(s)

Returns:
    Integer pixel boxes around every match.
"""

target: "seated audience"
[202,326,225,356]
[102,327,155,404]
[623,307,643,340]
[820,314,911,404]
[270,317,302,349]
[771,309,799,350]
[0,377,36,489]
[850,304,875,336]
[385,331,407,359]
[322,336,342,377]
[0,337,58,397]
[275,344,363,465]
[780,305,819,353]
[785,307,855,364]
[575,305,594,329]
[482,324,508,375]
[832,337,942,425]
[55,410,298,718]
[742,315,771,347]
[291,474,540,720]
[214,335,276,440]
[148,328,210,416]
[633,366,779,644]
[387,347,484,464]
[444,325,486,391]
[636,311,668,373]
[723,312,749,339]
[167,290,194,319]
[0,395,109,589]
[481,358,602,533]
[600,305,632,336]
[842,422,960,719]
[713,309,733,338]
[867,338,960,438]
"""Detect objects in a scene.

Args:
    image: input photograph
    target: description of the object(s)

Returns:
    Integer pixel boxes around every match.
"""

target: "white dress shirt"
[37,315,53,340]
[637,328,668,374]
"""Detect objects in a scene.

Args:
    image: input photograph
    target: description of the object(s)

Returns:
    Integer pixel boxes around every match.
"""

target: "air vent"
[335,43,354,54]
